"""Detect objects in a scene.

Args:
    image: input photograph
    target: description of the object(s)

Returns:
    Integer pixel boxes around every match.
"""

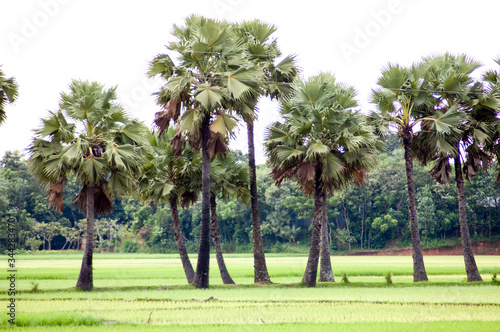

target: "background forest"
[2,134,499,254]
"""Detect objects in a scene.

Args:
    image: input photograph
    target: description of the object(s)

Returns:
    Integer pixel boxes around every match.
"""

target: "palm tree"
[210,152,250,284]
[148,15,261,288]
[414,53,500,282]
[233,20,298,283]
[138,127,201,283]
[28,80,147,291]
[483,58,500,180]
[265,73,381,287]
[0,66,19,125]
[371,63,439,282]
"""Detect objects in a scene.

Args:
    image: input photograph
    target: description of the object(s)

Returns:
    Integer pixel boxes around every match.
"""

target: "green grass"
[5,322,500,332]
[0,254,499,331]
[11,312,104,327]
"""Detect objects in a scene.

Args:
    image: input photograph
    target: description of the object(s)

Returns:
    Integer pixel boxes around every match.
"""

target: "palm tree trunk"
[246,120,271,283]
[210,193,235,284]
[454,154,482,282]
[302,167,325,287]
[192,116,211,289]
[170,195,195,283]
[319,195,334,282]
[76,185,95,291]
[402,131,428,282]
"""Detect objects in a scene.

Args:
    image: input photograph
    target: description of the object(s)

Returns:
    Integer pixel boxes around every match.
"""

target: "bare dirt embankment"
[348,240,500,256]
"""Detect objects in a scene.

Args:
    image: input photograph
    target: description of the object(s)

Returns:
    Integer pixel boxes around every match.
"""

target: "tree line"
[1,15,500,289]
[2,143,499,253]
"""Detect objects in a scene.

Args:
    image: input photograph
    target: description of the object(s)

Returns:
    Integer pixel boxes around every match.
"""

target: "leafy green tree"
[138,127,200,283]
[60,225,80,250]
[333,228,356,249]
[416,185,437,240]
[232,20,298,283]
[210,152,250,284]
[415,53,500,281]
[28,80,147,291]
[266,73,381,286]
[0,66,18,125]
[33,221,61,251]
[148,15,262,288]
[25,235,43,251]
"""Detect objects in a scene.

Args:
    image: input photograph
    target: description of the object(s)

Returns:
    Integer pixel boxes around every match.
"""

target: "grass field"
[0,253,499,331]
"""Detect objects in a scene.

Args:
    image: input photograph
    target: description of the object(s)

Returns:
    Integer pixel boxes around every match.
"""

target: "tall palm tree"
[138,127,201,283]
[371,63,438,282]
[28,80,147,291]
[483,58,500,180]
[210,152,250,284]
[232,20,298,283]
[148,15,262,288]
[265,73,381,287]
[414,53,500,282]
[0,66,19,125]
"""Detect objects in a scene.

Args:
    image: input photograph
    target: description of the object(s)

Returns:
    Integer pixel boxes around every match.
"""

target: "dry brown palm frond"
[47,180,64,212]
[73,182,114,216]
[207,132,228,160]
[429,157,452,184]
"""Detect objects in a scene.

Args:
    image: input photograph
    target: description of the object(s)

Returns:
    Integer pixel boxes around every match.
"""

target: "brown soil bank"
[349,240,500,256]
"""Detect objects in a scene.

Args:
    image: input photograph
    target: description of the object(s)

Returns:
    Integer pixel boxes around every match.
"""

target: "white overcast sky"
[1,0,499,164]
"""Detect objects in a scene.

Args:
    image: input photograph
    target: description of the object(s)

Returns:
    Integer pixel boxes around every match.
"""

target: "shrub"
[341,271,350,284]
[122,239,139,253]
[385,271,393,285]
[30,281,40,293]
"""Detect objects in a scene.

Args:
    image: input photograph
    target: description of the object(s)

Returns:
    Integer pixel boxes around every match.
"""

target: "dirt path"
[348,240,499,256]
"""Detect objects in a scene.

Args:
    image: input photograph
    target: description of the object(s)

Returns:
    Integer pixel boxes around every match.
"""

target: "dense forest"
[2,136,499,253]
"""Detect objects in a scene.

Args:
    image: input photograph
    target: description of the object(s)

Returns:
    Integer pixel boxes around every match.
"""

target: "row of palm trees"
[372,56,500,282]
[2,15,498,290]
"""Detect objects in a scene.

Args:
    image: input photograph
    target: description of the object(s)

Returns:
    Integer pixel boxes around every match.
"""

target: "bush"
[385,271,393,285]
[30,281,40,293]
[121,239,139,253]
[341,271,350,284]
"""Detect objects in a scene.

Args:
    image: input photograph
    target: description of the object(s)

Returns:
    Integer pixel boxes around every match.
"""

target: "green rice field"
[0,253,499,331]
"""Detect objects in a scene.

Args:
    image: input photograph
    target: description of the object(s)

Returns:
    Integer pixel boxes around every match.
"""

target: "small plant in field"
[492,269,497,283]
[341,271,350,284]
[30,281,40,293]
[385,271,393,285]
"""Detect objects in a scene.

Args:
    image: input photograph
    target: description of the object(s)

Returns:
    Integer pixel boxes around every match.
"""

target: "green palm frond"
[148,53,176,78]
[306,140,330,158]
[0,66,19,125]
[210,112,238,136]
[79,156,107,185]
[275,145,306,164]
[36,111,75,141]
[195,83,223,109]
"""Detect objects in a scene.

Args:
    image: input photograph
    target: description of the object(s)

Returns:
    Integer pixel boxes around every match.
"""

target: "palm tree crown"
[267,73,381,193]
[0,66,19,125]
